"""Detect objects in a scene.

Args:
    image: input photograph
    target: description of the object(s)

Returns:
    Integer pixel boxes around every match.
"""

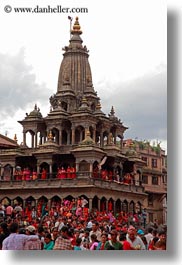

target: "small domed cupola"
[25,104,43,119]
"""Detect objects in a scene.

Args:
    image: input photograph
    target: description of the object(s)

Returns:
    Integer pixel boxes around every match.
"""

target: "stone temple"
[0,17,167,223]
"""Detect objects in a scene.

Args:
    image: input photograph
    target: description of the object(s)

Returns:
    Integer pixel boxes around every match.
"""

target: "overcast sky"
[0,0,167,151]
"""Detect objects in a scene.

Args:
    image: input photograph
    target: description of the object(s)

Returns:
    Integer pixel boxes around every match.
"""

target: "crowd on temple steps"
[0,198,167,251]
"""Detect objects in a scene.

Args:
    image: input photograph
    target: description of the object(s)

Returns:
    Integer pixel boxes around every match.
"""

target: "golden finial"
[71,17,82,35]
[48,130,53,141]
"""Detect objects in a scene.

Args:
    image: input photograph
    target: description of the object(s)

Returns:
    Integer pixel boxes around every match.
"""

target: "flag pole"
[68,16,73,39]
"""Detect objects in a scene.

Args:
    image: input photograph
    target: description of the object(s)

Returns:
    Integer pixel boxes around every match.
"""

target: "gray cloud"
[98,65,167,142]
[0,49,166,147]
[0,48,51,119]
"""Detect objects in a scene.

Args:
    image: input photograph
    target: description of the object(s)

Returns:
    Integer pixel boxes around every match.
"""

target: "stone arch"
[129,200,135,214]
[93,160,99,178]
[13,196,23,207]
[108,197,114,212]
[100,196,107,212]
[62,130,68,145]
[92,195,99,209]
[115,198,121,213]
[2,164,13,181]
[52,127,59,144]
[25,129,35,148]
[1,197,11,206]
[25,196,36,207]
[103,130,109,146]
[79,160,89,172]
[40,162,49,178]
[136,201,142,213]
[37,196,48,217]
[51,195,61,207]
[122,199,128,213]
[64,195,74,202]
[89,125,94,139]
[75,125,84,144]
[38,196,48,204]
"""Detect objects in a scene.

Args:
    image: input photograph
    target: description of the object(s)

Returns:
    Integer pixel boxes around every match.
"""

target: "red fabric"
[122,240,133,250]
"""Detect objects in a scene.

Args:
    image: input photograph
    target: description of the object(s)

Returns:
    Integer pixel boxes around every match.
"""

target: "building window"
[142,175,148,184]
[148,194,153,206]
[152,158,157,168]
[142,156,148,166]
[152,176,158,185]
[148,212,153,222]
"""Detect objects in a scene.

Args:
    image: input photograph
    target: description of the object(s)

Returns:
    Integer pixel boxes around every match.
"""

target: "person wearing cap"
[24,225,42,250]
[2,222,39,250]
[126,226,146,250]
[104,229,123,250]
[137,229,144,237]
[53,225,72,250]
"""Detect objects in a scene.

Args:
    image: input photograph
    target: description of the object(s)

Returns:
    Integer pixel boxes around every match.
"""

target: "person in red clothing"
[119,231,134,250]
[60,167,66,179]
[96,232,108,250]
[66,166,71,178]
[41,168,47,179]
[70,166,76,178]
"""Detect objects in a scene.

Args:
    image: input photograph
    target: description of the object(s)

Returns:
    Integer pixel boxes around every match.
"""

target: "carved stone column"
[71,127,75,144]
[59,130,62,145]
[23,131,26,146]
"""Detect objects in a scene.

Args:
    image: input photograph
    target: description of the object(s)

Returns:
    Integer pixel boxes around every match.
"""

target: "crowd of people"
[0,198,167,251]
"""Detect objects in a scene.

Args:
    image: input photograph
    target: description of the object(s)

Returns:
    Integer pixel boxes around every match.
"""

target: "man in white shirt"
[126,225,145,250]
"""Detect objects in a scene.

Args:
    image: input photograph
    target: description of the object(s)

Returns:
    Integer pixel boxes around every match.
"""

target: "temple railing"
[0,171,145,193]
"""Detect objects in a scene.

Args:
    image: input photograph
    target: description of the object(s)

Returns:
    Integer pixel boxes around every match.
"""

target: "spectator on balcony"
[93,166,99,178]
[70,166,76,178]
[41,168,47,180]
[59,166,66,179]
[123,173,131,185]
[32,171,37,180]
[66,166,71,178]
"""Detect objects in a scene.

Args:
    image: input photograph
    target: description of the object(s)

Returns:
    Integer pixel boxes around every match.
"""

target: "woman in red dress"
[41,168,47,179]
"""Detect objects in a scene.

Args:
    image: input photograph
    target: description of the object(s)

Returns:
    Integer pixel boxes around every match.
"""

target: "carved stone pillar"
[71,127,75,144]
[93,128,96,142]
[31,133,34,148]
[67,131,71,145]
[89,198,92,212]
[59,130,62,145]
[23,131,26,146]
[35,131,37,148]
